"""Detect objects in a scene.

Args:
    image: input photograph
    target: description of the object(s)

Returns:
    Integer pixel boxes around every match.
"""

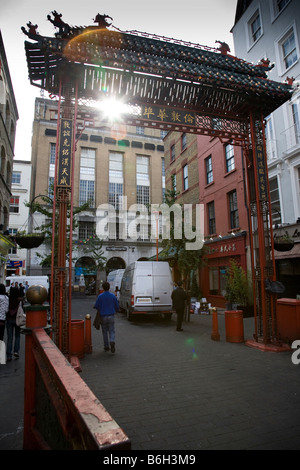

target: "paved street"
[1,294,300,450]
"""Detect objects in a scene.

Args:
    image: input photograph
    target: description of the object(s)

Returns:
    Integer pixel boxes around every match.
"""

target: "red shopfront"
[200,232,247,308]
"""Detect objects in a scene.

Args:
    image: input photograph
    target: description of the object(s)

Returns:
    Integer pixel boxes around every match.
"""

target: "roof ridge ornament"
[93,13,113,29]
[286,76,295,86]
[47,10,72,38]
[21,21,39,37]
[215,40,230,55]
[258,58,275,71]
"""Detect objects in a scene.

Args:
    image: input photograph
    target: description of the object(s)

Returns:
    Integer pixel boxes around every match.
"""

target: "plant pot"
[16,233,45,249]
[274,240,294,252]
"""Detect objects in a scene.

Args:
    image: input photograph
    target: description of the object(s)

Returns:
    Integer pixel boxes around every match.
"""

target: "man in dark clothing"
[94,281,119,353]
[171,280,187,331]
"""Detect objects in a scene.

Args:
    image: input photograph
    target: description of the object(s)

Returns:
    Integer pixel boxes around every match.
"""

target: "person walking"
[171,280,187,331]
[6,282,22,361]
[94,281,119,353]
[0,284,9,342]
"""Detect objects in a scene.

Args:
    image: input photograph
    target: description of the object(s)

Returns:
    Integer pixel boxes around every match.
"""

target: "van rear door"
[152,262,172,310]
[135,270,153,306]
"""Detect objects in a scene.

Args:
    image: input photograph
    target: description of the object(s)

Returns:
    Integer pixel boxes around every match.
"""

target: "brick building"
[164,131,251,307]
[197,134,251,307]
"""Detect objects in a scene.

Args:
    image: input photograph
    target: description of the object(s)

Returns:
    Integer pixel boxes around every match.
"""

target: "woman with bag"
[6,283,22,361]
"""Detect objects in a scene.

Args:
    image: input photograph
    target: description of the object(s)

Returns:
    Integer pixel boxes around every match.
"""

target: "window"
[160,130,168,139]
[136,156,150,185]
[50,143,56,165]
[48,176,54,197]
[80,147,95,176]
[272,0,291,17]
[265,115,277,160]
[79,180,95,206]
[250,11,262,44]
[181,133,187,151]
[109,152,123,210]
[282,30,297,70]
[9,196,19,213]
[171,144,175,162]
[292,103,300,144]
[11,172,21,184]
[269,177,281,224]
[172,173,177,193]
[225,144,235,173]
[109,183,123,210]
[136,185,150,206]
[205,156,213,184]
[9,228,17,254]
[136,156,150,207]
[136,126,144,135]
[183,164,188,190]
[49,143,56,184]
[162,158,165,201]
[80,147,95,206]
[228,190,239,229]
[208,201,216,235]
[79,222,95,240]
[209,266,227,296]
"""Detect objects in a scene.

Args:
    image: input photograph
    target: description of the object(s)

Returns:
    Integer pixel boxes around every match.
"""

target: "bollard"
[211,307,220,341]
[85,314,92,354]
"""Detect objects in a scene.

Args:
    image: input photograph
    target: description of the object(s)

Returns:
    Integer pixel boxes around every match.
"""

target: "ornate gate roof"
[22,13,293,122]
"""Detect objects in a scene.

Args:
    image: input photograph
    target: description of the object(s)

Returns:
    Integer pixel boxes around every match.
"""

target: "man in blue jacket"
[94,281,119,353]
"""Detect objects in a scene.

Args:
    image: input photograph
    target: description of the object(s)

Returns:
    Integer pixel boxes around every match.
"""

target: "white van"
[5,275,49,293]
[119,261,173,320]
[106,269,125,294]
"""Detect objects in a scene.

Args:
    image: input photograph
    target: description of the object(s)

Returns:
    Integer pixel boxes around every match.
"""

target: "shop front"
[200,231,248,308]
[274,224,300,299]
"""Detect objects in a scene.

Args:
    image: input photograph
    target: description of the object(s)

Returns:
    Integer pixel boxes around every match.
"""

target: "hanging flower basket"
[274,236,294,252]
[15,233,45,249]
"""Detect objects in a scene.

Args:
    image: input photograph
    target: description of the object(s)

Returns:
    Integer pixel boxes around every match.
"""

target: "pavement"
[1,294,300,451]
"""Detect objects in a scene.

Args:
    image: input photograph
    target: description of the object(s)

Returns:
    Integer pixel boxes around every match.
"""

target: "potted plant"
[274,233,294,252]
[225,259,249,311]
[15,230,45,249]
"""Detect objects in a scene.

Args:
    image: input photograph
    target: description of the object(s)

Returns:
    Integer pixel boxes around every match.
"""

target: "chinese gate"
[22,12,293,351]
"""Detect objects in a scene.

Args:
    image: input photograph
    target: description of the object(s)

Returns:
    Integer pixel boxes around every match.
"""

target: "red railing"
[23,306,130,450]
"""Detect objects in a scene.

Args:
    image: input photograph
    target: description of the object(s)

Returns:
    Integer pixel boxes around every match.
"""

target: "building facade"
[164,130,251,307]
[29,97,166,285]
[0,31,18,282]
[232,0,300,297]
[197,135,251,307]
[7,160,32,276]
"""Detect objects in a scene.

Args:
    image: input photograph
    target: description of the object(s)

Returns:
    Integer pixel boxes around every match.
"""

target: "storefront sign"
[57,118,73,187]
[206,242,237,256]
[106,247,127,251]
[205,234,246,259]
[7,260,23,267]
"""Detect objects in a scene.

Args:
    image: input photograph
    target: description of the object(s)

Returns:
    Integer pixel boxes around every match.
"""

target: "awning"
[0,234,15,255]
[274,243,300,259]
[148,246,177,261]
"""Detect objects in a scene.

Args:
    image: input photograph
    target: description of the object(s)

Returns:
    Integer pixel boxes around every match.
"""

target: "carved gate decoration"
[22,13,293,350]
